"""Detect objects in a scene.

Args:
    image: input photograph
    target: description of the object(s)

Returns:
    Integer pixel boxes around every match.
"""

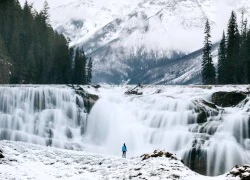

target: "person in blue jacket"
[122,143,127,158]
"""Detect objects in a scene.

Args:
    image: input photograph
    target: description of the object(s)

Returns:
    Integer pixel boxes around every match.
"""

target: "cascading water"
[0,85,87,150]
[84,86,250,176]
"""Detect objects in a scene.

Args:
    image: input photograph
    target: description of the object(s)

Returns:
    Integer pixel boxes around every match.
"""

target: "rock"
[211,91,246,107]
[239,166,246,173]
[0,149,4,159]
[141,150,177,161]
[141,154,150,161]
[201,100,217,109]
[92,85,101,89]
[68,85,99,113]
[125,85,143,95]
[245,167,250,173]
[196,109,207,124]
[242,172,250,179]
[165,152,173,158]
[84,93,99,113]
[230,167,240,176]
[193,99,219,124]
[227,165,250,179]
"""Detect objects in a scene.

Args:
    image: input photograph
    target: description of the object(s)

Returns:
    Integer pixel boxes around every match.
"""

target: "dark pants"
[122,151,126,158]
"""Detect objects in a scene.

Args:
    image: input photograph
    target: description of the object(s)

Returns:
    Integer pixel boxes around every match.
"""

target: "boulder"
[212,91,246,107]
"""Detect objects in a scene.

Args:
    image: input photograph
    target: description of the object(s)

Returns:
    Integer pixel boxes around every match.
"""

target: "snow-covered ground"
[0,140,238,180]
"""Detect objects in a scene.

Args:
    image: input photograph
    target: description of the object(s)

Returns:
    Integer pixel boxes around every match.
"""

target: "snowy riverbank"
[0,140,238,180]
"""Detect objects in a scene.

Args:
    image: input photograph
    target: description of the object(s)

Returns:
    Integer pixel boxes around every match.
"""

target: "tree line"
[202,11,250,85]
[0,0,92,84]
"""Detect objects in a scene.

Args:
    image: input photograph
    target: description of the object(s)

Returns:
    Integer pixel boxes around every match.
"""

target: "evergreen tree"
[0,0,92,84]
[217,31,227,84]
[226,11,240,84]
[41,1,50,25]
[86,57,93,84]
[0,35,11,83]
[202,20,216,85]
[246,29,250,83]
[239,13,248,83]
[72,48,88,84]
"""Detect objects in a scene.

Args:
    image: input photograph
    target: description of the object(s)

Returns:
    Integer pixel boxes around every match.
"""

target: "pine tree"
[240,13,248,83]
[217,31,227,84]
[0,0,90,84]
[226,11,240,84]
[0,35,11,83]
[202,20,216,85]
[246,29,250,83]
[86,57,93,84]
[41,1,50,25]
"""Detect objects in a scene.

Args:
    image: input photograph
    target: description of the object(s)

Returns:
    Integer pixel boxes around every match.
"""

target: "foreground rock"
[0,141,237,180]
[227,165,250,180]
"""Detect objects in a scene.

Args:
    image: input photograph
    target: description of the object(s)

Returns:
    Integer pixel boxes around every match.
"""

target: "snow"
[0,140,237,180]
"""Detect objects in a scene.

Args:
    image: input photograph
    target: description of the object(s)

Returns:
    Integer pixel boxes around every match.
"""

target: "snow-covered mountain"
[18,0,250,84]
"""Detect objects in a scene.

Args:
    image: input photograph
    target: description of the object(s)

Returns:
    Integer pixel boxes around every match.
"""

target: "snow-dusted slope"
[0,140,236,180]
[18,0,250,84]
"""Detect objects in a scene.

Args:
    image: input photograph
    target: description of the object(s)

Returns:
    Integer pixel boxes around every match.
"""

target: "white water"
[0,85,87,150]
[84,86,250,176]
[1,85,250,176]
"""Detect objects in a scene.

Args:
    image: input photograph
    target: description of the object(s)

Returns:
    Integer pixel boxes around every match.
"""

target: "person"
[122,143,127,158]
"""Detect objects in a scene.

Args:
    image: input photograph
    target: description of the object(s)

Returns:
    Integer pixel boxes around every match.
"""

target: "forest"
[202,11,250,85]
[0,0,92,84]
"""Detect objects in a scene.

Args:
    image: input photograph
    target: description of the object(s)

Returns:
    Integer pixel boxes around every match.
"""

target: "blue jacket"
[122,145,127,152]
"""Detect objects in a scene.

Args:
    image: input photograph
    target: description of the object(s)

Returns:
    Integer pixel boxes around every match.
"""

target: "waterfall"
[1,85,249,176]
[84,86,250,176]
[0,85,87,150]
